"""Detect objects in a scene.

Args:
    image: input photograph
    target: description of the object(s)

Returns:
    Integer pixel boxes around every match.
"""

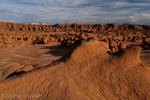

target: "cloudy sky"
[0,0,150,25]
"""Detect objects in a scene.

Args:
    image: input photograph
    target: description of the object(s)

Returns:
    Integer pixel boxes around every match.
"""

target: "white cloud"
[16,0,46,5]
[112,1,150,8]
[113,1,129,8]
[47,0,89,6]
[132,13,150,20]
[130,18,136,22]
[0,8,20,13]
[141,13,150,19]
[103,16,129,21]
[129,13,150,24]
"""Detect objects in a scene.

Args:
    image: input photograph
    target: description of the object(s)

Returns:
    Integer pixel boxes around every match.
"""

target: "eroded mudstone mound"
[68,40,109,63]
[0,40,150,100]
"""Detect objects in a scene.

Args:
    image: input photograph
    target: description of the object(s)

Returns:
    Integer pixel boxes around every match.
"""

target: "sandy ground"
[0,39,150,81]
[140,49,150,67]
[0,40,150,100]
[0,40,70,81]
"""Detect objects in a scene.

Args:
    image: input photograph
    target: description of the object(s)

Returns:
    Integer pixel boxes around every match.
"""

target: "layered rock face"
[0,22,149,33]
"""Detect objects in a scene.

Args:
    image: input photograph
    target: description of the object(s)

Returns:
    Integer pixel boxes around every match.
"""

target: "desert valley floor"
[0,22,150,100]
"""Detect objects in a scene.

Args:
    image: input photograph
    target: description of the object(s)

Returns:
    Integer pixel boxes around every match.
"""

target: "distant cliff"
[0,21,150,33]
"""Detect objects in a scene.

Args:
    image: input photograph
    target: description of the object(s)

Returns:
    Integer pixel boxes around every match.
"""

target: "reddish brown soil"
[0,22,150,100]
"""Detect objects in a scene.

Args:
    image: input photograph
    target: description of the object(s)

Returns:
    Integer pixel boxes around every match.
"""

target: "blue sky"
[0,0,150,25]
